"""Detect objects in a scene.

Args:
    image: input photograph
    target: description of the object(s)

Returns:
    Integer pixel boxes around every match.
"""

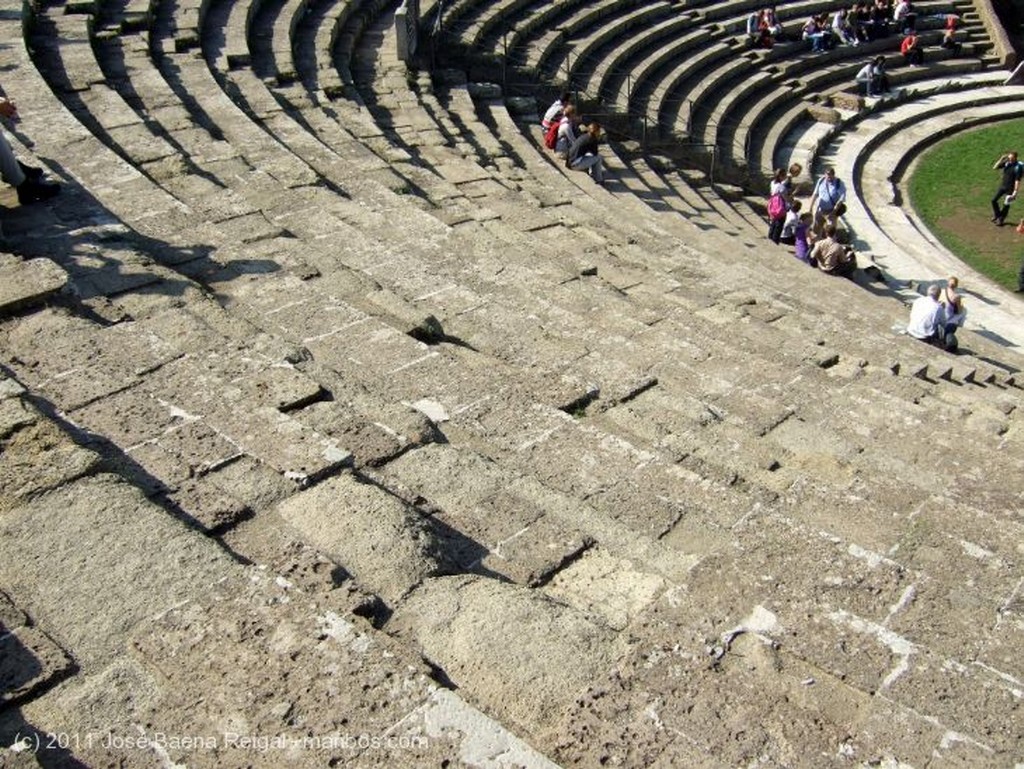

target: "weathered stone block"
[0,256,67,316]
[277,473,445,604]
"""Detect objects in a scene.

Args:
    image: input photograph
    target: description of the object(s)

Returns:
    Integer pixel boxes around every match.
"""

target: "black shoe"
[16,178,59,204]
[996,218,1006,227]
[17,161,43,180]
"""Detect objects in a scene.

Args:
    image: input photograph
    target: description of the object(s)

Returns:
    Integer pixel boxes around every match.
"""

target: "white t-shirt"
[907,295,944,339]
[542,99,564,127]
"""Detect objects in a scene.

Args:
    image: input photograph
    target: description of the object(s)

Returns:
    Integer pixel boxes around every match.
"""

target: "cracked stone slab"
[0,474,231,670]
[389,575,619,737]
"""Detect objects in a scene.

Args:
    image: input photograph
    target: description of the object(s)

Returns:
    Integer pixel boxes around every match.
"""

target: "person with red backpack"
[553,105,581,157]
[541,92,571,130]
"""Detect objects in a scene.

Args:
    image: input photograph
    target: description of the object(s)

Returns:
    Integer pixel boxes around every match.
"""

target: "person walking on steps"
[991,151,1022,226]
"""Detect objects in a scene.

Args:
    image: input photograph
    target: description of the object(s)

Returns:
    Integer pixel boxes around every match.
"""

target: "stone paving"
[0,0,1022,767]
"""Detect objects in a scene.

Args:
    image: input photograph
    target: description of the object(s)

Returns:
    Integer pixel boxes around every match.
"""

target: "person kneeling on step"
[566,122,605,185]
[0,97,59,204]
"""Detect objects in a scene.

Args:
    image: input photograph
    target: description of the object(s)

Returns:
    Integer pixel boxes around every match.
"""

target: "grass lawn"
[907,119,1024,290]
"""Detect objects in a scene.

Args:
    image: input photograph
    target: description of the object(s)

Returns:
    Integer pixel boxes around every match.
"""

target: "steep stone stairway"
[0,0,1021,766]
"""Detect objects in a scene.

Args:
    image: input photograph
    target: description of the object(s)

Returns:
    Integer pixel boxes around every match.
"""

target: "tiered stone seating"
[2,0,1023,764]
[438,0,990,187]
[809,83,1024,346]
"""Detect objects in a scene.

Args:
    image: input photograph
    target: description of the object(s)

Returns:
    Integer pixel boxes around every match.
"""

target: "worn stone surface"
[276,473,448,605]
[0,256,68,316]
[389,575,621,737]
[0,419,101,513]
[0,2,1020,766]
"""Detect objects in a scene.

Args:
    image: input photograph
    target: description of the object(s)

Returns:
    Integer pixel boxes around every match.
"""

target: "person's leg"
[0,130,26,188]
[1017,257,1024,291]
[812,207,828,236]
[993,190,1007,220]
[571,154,603,183]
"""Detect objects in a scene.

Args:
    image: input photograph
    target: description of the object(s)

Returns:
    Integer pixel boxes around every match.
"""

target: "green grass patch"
[907,119,1024,289]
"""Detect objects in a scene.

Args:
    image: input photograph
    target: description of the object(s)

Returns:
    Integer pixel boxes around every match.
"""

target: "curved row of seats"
[434,0,993,180]
[5,0,1024,762]
[806,83,1024,347]
[23,0,1018,571]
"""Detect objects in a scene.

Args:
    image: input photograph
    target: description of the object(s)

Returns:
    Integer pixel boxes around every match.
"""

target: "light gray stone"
[0,256,67,316]
[276,473,446,604]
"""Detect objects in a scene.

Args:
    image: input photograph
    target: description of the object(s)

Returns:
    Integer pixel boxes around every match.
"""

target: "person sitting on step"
[900,30,924,66]
[554,105,582,158]
[802,14,833,53]
[941,25,962,56]
[0,97,60,204]
[793,211,815,265]
[566,122,605,185]
[893,0,916,33]
[832,8,860,46]
[940,275,967,339]
[856,56,890,96]
[810,224,857,278]
[907,284,946,345]
[541,92,571,130]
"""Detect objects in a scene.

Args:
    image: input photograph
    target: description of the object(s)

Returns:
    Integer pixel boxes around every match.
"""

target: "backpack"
[767,192,787,221]
[544,119,560,150]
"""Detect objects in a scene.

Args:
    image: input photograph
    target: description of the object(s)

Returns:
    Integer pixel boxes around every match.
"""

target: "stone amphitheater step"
[545,0,676,85]
[345,2,765,244]
[513,0,640,76]
[608,140,763,239]
[456,0,538,53]
[814,85,1024,349]
[4,0,1024,763]
[747,52,987,176]
[0,459,563,766]
[0,256,68,316]
[182,46,872,444]
[607,25,712,117]
[781,68,1008,179]
[549,503,1024,765]
[494,0,596,68]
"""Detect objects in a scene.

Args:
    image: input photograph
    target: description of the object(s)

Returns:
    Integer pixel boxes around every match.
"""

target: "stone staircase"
[0,0,1022,766]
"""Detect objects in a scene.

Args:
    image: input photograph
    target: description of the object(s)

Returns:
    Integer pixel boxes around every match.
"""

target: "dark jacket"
[566,133,599,167]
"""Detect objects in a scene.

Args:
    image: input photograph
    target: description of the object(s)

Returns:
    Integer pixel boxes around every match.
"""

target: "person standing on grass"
[991,151,1023,226]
